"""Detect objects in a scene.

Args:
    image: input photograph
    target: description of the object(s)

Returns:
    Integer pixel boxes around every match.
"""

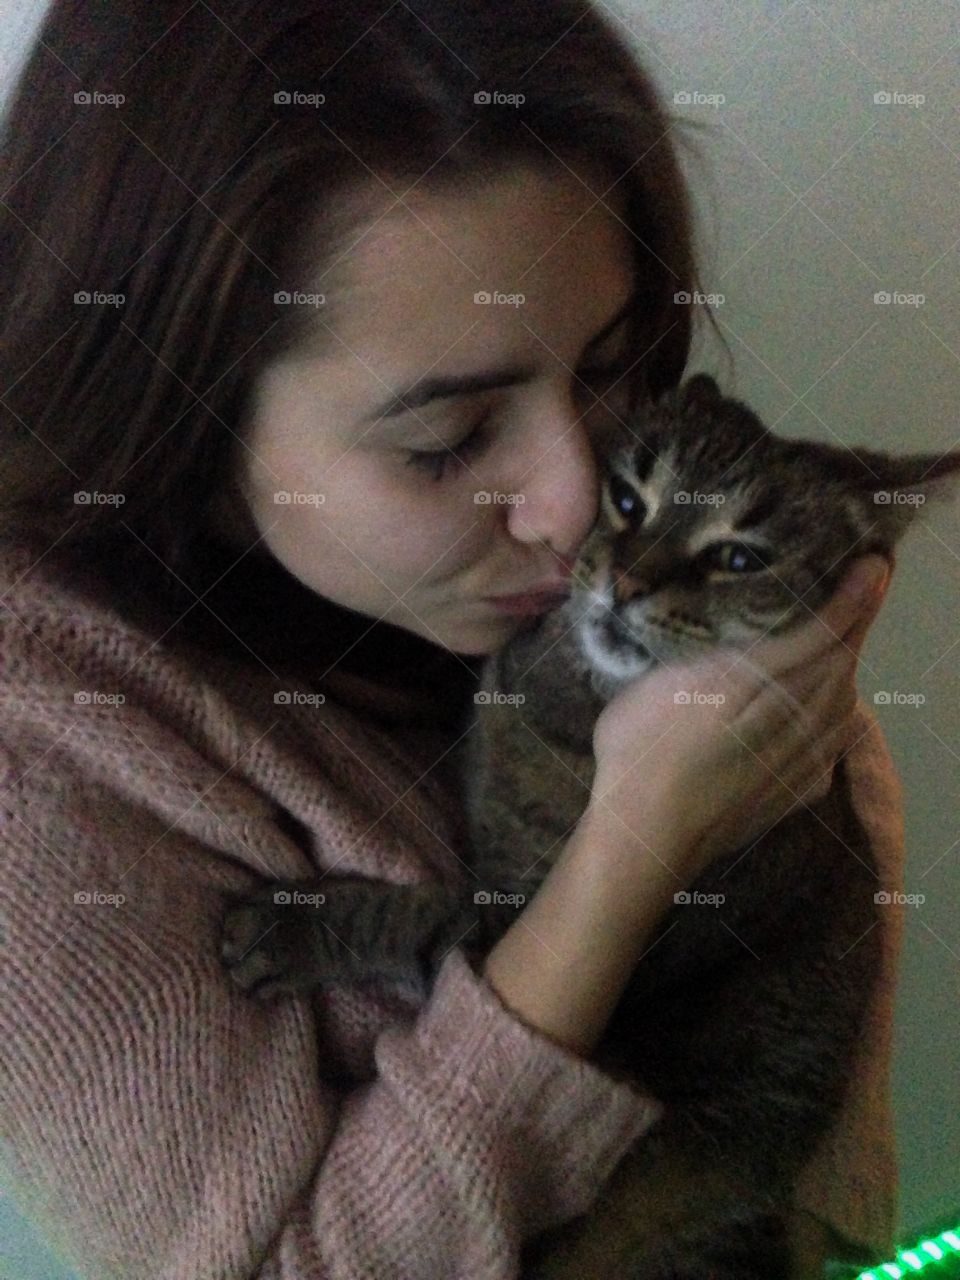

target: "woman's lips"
[485,587,571,616]
[489,576,573,600]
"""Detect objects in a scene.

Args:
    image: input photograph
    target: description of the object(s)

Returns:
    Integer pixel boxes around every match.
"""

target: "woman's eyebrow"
[371,364,536,422]
[367,302,634,425]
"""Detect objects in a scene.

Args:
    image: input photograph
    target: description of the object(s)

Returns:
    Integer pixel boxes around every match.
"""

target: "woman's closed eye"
[402,361,634,483]
[403,406,496,481]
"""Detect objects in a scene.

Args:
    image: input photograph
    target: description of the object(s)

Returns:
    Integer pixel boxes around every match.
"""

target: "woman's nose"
[503,418,599,562]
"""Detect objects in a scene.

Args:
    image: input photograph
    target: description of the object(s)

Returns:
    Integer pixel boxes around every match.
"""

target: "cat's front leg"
[220,875,477,1000]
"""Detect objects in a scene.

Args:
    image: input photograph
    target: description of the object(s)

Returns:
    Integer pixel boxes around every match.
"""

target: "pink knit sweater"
[0,536,904,1279]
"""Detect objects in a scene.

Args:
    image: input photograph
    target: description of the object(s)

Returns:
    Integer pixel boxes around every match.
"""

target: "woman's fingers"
[842,554,893,656]
[788,718,858,808]
[784,644,858,721]
[817,555,891,648]
[748,555,891,676]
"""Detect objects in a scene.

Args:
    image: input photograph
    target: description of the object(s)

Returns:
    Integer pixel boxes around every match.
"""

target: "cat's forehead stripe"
[645,452,678,520]
[613,450,760,539]
[631,444,657,484]
[733,490,781,530]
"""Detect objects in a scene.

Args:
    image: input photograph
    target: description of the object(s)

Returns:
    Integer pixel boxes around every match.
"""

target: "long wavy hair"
[0,0,724,719]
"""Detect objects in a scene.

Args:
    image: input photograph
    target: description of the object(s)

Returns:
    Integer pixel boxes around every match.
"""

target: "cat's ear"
[677,372,722,414]
[846,447,960,544]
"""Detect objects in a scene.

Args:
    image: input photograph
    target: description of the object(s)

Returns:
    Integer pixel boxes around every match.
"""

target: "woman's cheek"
[376,476,495,576]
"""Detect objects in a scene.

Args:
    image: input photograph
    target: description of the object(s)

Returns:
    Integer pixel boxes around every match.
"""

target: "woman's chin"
[446,610,546,657]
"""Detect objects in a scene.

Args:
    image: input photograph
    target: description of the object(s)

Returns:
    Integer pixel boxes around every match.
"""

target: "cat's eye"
[700,541,772,573]
[607,474,646,524]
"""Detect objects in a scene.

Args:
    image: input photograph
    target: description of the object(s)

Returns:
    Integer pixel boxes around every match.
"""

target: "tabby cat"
[220,372,960,1279]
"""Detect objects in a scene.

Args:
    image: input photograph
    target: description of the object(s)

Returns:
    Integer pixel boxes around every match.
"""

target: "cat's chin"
[577,615,659,700]
[575,607,722,701]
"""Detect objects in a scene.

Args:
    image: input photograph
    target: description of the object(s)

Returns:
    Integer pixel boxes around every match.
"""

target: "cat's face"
[568,373,960,692]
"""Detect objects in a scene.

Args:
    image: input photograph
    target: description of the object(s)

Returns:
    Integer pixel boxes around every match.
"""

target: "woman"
[0,2,903,1276]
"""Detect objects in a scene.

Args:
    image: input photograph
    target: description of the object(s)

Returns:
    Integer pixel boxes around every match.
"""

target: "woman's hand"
[588,554,891,887]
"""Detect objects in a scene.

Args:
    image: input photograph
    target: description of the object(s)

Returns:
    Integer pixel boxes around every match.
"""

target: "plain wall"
[1,2,957,1274]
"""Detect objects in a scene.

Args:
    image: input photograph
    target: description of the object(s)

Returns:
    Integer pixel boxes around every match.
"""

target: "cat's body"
[460,579,882,1280]
[220,373,960,1279]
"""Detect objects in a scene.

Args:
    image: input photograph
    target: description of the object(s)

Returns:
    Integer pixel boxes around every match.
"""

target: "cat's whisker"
[643,615,713,641]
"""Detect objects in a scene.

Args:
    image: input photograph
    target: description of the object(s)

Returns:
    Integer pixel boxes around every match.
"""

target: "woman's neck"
[321,667,430,721]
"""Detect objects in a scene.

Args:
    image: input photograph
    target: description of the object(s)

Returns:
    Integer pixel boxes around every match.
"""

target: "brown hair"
[0,0,724,714]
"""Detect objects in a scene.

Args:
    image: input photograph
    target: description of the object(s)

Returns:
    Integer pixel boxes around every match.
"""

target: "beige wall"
[616,0,960,1233]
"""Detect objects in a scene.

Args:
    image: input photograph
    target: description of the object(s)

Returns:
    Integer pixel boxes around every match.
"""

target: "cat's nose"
[612,570,651,604]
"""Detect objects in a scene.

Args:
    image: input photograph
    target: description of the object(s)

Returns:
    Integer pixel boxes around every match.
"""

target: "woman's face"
[235,162,638,656]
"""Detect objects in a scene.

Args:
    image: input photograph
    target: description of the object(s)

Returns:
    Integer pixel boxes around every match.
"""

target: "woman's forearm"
[481,806,682,1058]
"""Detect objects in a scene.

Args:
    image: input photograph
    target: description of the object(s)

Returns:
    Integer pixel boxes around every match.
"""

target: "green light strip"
[856,1224,960,1278]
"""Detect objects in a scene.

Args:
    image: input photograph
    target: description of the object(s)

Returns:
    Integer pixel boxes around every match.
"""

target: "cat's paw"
[219,880,330,1000]
[219,876,477,1001]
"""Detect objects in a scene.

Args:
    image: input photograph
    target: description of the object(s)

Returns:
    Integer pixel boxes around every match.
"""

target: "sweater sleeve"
[0,757,663,1280]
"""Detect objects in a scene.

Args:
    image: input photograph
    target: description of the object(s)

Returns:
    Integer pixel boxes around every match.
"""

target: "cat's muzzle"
[570,589,660,695]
